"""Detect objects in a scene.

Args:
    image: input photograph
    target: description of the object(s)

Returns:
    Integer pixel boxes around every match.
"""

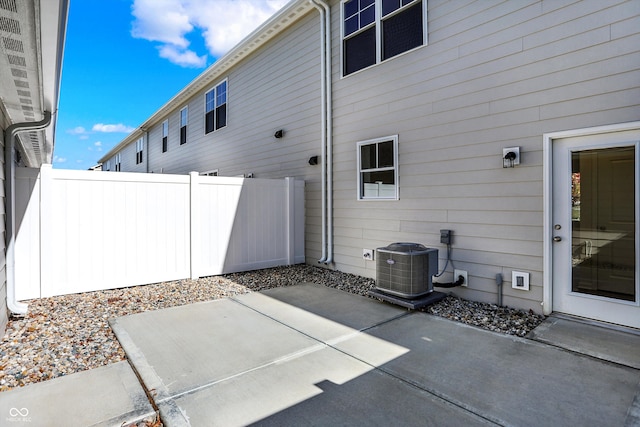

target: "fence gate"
[15,165,305,299]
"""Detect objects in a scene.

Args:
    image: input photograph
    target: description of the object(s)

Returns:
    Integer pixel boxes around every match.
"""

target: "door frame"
[543,121,640,316]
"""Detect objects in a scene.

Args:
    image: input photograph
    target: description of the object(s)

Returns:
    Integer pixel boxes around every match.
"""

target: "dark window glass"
[344,0,358,20]
[363,170,395,185]
[217,81,227,105]
[180,126,187,145]
[382,0,400,16]
[383,2,423,60]
[361,144,377,169]
[162,136,168,153]
[361,4,375,26]
[216,104,226,130]
[378,141,394,167]
[345,15,359,36]
[344,26,376,75]
[205,110,214,134]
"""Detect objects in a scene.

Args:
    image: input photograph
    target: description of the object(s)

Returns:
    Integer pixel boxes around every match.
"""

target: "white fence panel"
[15,165,304,299]
[40,167,192,297]
[193,175,305,277]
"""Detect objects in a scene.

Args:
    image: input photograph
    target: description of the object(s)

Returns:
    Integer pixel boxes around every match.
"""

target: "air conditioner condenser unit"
[376,242,438,299]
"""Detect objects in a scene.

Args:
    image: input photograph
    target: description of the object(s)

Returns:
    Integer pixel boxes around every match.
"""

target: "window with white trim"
[135,137,144,164]
[162,120,168,153]
[180,107,188,145]
[205,80,227,134]
[114,153,121,172]
[105,160,111,171]
[342,0,426,76]
[357,135,398,200]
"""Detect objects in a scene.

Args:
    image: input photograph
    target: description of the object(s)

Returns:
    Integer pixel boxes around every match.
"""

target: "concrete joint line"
[156,342,328,404]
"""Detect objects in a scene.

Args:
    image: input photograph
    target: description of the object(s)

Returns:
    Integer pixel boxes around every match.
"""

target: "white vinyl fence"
[15,165,305,299]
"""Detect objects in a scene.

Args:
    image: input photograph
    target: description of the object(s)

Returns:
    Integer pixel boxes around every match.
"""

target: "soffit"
[0,0,67,166]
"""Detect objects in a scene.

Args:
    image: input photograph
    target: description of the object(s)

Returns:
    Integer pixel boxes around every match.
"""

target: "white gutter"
[310,0,333,264]
[4,111,53,316]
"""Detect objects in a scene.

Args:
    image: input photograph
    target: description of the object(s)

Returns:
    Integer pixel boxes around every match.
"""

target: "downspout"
[310,0,327,263]
[310,0,333,264]
[4,111,53,316]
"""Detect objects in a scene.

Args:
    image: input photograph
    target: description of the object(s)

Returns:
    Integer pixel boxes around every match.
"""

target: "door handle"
[553,236,562,242]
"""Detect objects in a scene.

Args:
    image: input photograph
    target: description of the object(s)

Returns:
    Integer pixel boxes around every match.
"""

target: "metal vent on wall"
[0,0,18,13]
[0,16,20,34]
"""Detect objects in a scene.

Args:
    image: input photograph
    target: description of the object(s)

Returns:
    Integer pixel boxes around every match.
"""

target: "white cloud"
[68,126,87,135]
[130,0,289,67]
[92,123,135,133]
[88,141,103,152]
[158,44,207,68]
[53,155,67,163]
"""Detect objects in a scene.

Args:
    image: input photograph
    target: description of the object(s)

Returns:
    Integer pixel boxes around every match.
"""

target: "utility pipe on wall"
[309,0,333,264]
[4,111,53,316]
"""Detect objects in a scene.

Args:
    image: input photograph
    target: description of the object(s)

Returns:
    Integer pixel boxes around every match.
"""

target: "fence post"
[190,171,200,279]
[285,177,295,265]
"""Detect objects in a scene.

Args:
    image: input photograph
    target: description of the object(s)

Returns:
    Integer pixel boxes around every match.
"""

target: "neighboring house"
[99,0,640,329]
[0,0,68,332]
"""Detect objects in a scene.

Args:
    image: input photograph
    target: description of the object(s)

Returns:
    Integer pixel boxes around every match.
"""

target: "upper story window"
[162,120,169,153]
[201,169,219,176]
[205,80,227,134]
[180,107,188,145]
[342,0,426,76]
[357,135,399,200]
[114,153,121,172]
[135,137,144,164]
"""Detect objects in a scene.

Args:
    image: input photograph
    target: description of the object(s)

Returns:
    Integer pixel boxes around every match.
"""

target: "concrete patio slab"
[528,315,640,369]
[0,361,154,427]
[111,284,640,426]
[233,283,408,343]
[339,313,640,427]
[169,345,493,426]
[110,298,322,399]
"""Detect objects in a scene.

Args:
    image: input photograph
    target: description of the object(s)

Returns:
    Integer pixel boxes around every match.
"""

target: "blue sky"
[54,0,287,170]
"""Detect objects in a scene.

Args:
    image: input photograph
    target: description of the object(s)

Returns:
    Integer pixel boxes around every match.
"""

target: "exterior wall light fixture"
[274,129,284,139]
[503,147,520,168]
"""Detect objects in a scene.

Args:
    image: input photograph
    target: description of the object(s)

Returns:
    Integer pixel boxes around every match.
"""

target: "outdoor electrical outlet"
[512,271,530,291]
[363,249,374,261]
[455,269,468,287]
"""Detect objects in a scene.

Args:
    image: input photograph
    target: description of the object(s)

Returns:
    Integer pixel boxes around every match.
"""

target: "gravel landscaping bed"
[0,264,544,393]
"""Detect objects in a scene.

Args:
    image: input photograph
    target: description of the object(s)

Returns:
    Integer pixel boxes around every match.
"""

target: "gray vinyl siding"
[330,0,640,312]
[0,109,8,333]
[108,0,640,314]
[141,12,323,257]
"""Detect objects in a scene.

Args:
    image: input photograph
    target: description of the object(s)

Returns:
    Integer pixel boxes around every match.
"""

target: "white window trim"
[135,137,144,164]
[180,106,188,144]
[357,135,399,201]
[204,78,228,134]
[340,0,428,78]
[162,120,169,138]
[180,106,188,127]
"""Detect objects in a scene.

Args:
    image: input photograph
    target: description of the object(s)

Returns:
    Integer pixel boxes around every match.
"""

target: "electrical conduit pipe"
[4,111,53,316]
